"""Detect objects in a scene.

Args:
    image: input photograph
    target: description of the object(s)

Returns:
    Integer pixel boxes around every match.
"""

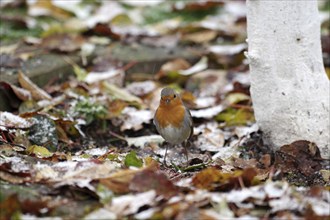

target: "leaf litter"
[0,0,329,219]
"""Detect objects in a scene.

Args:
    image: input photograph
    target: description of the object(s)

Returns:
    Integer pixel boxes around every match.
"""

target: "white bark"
[246,0,329,158]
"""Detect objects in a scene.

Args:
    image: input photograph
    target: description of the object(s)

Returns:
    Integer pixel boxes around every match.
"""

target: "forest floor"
[0,1,329,219]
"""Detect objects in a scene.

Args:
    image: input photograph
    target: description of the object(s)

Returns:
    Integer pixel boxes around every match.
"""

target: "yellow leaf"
[26,145,53,158]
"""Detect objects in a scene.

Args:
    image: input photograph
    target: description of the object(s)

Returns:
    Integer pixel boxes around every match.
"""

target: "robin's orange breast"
[154,105,191,145]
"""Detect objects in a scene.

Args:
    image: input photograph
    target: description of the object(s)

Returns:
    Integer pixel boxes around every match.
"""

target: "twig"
[108,130,126,141]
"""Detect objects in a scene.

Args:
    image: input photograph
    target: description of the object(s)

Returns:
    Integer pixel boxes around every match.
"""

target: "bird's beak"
[165,99,170,104]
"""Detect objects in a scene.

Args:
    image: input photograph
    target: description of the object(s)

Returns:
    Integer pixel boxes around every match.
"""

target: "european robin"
[154,87,193,164]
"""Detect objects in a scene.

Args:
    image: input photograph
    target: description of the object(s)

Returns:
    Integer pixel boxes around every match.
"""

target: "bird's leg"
[163,143,169,166]
[183,141,189,164]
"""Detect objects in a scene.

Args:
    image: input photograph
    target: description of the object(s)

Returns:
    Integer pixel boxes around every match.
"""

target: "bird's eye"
[173,94,176,98]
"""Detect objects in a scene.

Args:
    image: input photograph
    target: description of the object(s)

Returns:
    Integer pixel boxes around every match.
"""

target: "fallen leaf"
[194,122,225,152]
[174,1,224,11]
[99,169,139,194]
[162,58,191,72]
[129,169,178,199]
[319,170,330,183]
[225,93,250,105]
[107,99,127,118]
[28,0,72,19]
[179,56,208,76]
[232,157,257,169]
[182,30,217,44]
[18,71,52,101]
[0,194,20,220]
[274,140,323,176]
[108,190,157,216]
[9,84,32,101]
[192,167,224,190]
[208,43,247,56]
[0,111,32,131]
[191,104,224,119]
[186,69,227,98]
[126,81,157,97]
[156,58,190,80]
[124,151,143,168]
[0,43,18,54]
[85,1,125,28]
[41,34,85,52]
[192,167,257,191]
[101,82,143,106]
[85,69,124,84]
[126,135,164,148]
[26,145,53,158]
[118,107,153,131]
[215,107,255,126]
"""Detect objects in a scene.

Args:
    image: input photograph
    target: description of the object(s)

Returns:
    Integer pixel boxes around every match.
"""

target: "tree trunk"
[246,0,329,158]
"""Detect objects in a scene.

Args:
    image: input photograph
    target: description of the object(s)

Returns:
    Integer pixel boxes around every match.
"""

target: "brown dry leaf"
[182,30,218,44]
[192,167,258,191]
[10,84,32,101]
[207,168,258,191]
[41,34,85,52]
[107,99,127,118]
[274,140,323,176]
[0,194,21,219]
[192,167,224,190]
[260,154,271,168]
[225,167,258,190]
[89,23,121,40]
[156,58,191,79]
[129,169,178,199]
[99,169,139,194]
[18,71,52,101]
[161,58,190,71]
[99,159,159,194]
[0,194,51,218]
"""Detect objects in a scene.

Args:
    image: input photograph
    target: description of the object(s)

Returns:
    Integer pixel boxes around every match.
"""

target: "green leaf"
[124,151,143,168]
[216,107,255,126]
[73,64,88,81]
[26,145,53,158]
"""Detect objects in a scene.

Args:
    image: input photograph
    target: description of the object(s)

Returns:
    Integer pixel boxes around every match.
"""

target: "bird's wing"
[184,107,194,140]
